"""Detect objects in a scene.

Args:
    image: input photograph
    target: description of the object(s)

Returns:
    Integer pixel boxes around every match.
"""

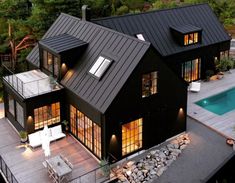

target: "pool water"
[195,87,235,115]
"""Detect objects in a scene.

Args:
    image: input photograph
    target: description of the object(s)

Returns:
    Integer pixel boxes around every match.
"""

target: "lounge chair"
[189,82,201,92]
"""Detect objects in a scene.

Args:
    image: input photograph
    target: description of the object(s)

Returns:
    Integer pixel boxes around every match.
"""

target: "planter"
[21,137,28,143]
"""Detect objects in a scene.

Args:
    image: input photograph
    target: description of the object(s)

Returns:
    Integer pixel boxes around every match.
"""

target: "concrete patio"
[188,69,235,139]
[0,118,100,183]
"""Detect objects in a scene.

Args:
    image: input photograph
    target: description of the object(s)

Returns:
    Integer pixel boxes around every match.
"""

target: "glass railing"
[0,155,19,183]
[3,74,62,99]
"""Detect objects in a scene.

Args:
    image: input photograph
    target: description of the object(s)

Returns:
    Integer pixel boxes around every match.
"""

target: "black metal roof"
[39,34,88,54]
[170,24,202,34]
[93,3,231,57]
[27,13,150,113]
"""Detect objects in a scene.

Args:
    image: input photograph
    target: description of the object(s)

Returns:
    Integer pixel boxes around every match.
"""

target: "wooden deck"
[0,118,99,183]
[188,69,235,140]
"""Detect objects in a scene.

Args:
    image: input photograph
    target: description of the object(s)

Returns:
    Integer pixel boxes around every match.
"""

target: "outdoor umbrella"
[42,125,51,157]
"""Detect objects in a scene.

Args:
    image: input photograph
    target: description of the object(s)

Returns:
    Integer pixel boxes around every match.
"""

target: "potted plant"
[205,70,214,81]
[19,131,28,143]
[62,120,69,131]
[99,158,110,177]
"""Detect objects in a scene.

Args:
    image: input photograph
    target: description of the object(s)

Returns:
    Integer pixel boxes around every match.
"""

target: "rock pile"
[116,134,190,183]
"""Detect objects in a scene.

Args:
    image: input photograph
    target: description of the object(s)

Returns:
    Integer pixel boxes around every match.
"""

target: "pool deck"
[188,69,235,140]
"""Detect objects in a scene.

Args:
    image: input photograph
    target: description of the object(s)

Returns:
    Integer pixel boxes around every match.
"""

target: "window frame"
[89,56,113,79]
[42,49,60,77]
[184,32,200,46]
[142,71,158,98]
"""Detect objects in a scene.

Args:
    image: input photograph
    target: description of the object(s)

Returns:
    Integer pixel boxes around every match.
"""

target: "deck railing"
[68,163,112,183]
[0,155,19,183]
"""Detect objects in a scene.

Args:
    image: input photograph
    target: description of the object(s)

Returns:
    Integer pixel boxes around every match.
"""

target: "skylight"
[89,56,112,78]
[136,34,145,41]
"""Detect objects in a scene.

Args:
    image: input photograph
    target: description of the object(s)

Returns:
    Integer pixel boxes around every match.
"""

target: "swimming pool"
[195,87,235,115]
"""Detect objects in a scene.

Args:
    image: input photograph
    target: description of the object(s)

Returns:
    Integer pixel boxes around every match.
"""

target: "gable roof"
[93,3,231,57]
[39,34,88,54]
[27,13,150,113]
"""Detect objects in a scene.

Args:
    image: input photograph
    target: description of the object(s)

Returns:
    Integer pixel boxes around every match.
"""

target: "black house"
[2,4,230,162]
[93,3,231,82]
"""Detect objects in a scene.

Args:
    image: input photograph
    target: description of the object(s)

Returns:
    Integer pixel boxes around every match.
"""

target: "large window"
[70,105,101,158]
[8,94,15,116]
[142,71,157,98]
[122,118,143,156]
[184,32,199,45]
[34,102,60,130]
[16,102,24,127]
[182,58,201,82]
[43,50,59,76]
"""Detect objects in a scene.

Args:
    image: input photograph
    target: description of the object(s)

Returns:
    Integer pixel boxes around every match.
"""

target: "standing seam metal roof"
[39,34,88,54]
[93,3,231,57]
[26,13,150,113]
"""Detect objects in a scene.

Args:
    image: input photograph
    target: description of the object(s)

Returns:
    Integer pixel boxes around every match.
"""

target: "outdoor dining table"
[46,155,72,183]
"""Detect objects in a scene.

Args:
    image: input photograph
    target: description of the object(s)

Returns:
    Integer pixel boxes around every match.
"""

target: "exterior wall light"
[27,116,33,123]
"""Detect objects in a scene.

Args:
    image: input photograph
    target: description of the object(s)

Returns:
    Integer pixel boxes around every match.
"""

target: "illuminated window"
[77,110,85,143]
[89,56,112,78]
[136,34,145,41]
[142,71,157,98]
[94,123,101,158]
[70,105,101,158]
[43,50,59,76]
[182,58,201,82]
[8,94,15,116]
[122,118,143,156]
[184,32,199,45]
[70,105,77,136]
[34,102,60,130]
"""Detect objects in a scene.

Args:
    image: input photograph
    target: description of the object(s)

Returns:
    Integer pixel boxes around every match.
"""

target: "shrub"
[216,58,233,72]
[116,5,129,15]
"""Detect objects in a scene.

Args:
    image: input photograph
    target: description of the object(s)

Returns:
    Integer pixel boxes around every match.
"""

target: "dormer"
[39,34,88,79]
[170,24,202,46]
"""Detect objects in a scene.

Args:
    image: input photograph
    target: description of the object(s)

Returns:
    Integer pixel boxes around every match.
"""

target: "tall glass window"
[142,71,157,98]
[42,50,59,76]
[182,58,201,82]
[77,111,85,143]
[16,102,24,127]
[34,102,60,130]
[70,105,101,158]
[70,105,77,136]
[122,118,143,156]
[8,94,15,116]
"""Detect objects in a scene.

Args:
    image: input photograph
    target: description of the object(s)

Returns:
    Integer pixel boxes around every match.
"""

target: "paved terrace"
[188,69,235,139]
[0,118,99,183]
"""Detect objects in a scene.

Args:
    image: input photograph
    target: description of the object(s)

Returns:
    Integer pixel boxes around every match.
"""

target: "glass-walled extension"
[70,105,101,159]
[181,58,201,82]
[122,118,143,156]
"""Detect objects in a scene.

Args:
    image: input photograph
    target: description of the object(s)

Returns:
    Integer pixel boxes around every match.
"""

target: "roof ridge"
[80,20,151,47]
[92,3,209,21]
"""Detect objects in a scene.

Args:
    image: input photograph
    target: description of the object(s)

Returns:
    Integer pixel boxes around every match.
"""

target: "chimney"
[82,5,91,21]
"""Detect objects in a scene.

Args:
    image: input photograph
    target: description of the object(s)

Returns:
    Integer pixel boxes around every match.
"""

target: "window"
[122,118,143,156]
[184,32,199,45]
[136,34,145,41]
[182,58,201,82]
[8,94,15,116]
[94,123,101,158]
[89,56,112,78]
[70,105,77,136]
[34,102,60,130]
[77,110,85,143]
[16,102,24,127]
[43,50,59,76]
[220,50,229,60]
[70,105,102,158]
[142,71,157,98]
